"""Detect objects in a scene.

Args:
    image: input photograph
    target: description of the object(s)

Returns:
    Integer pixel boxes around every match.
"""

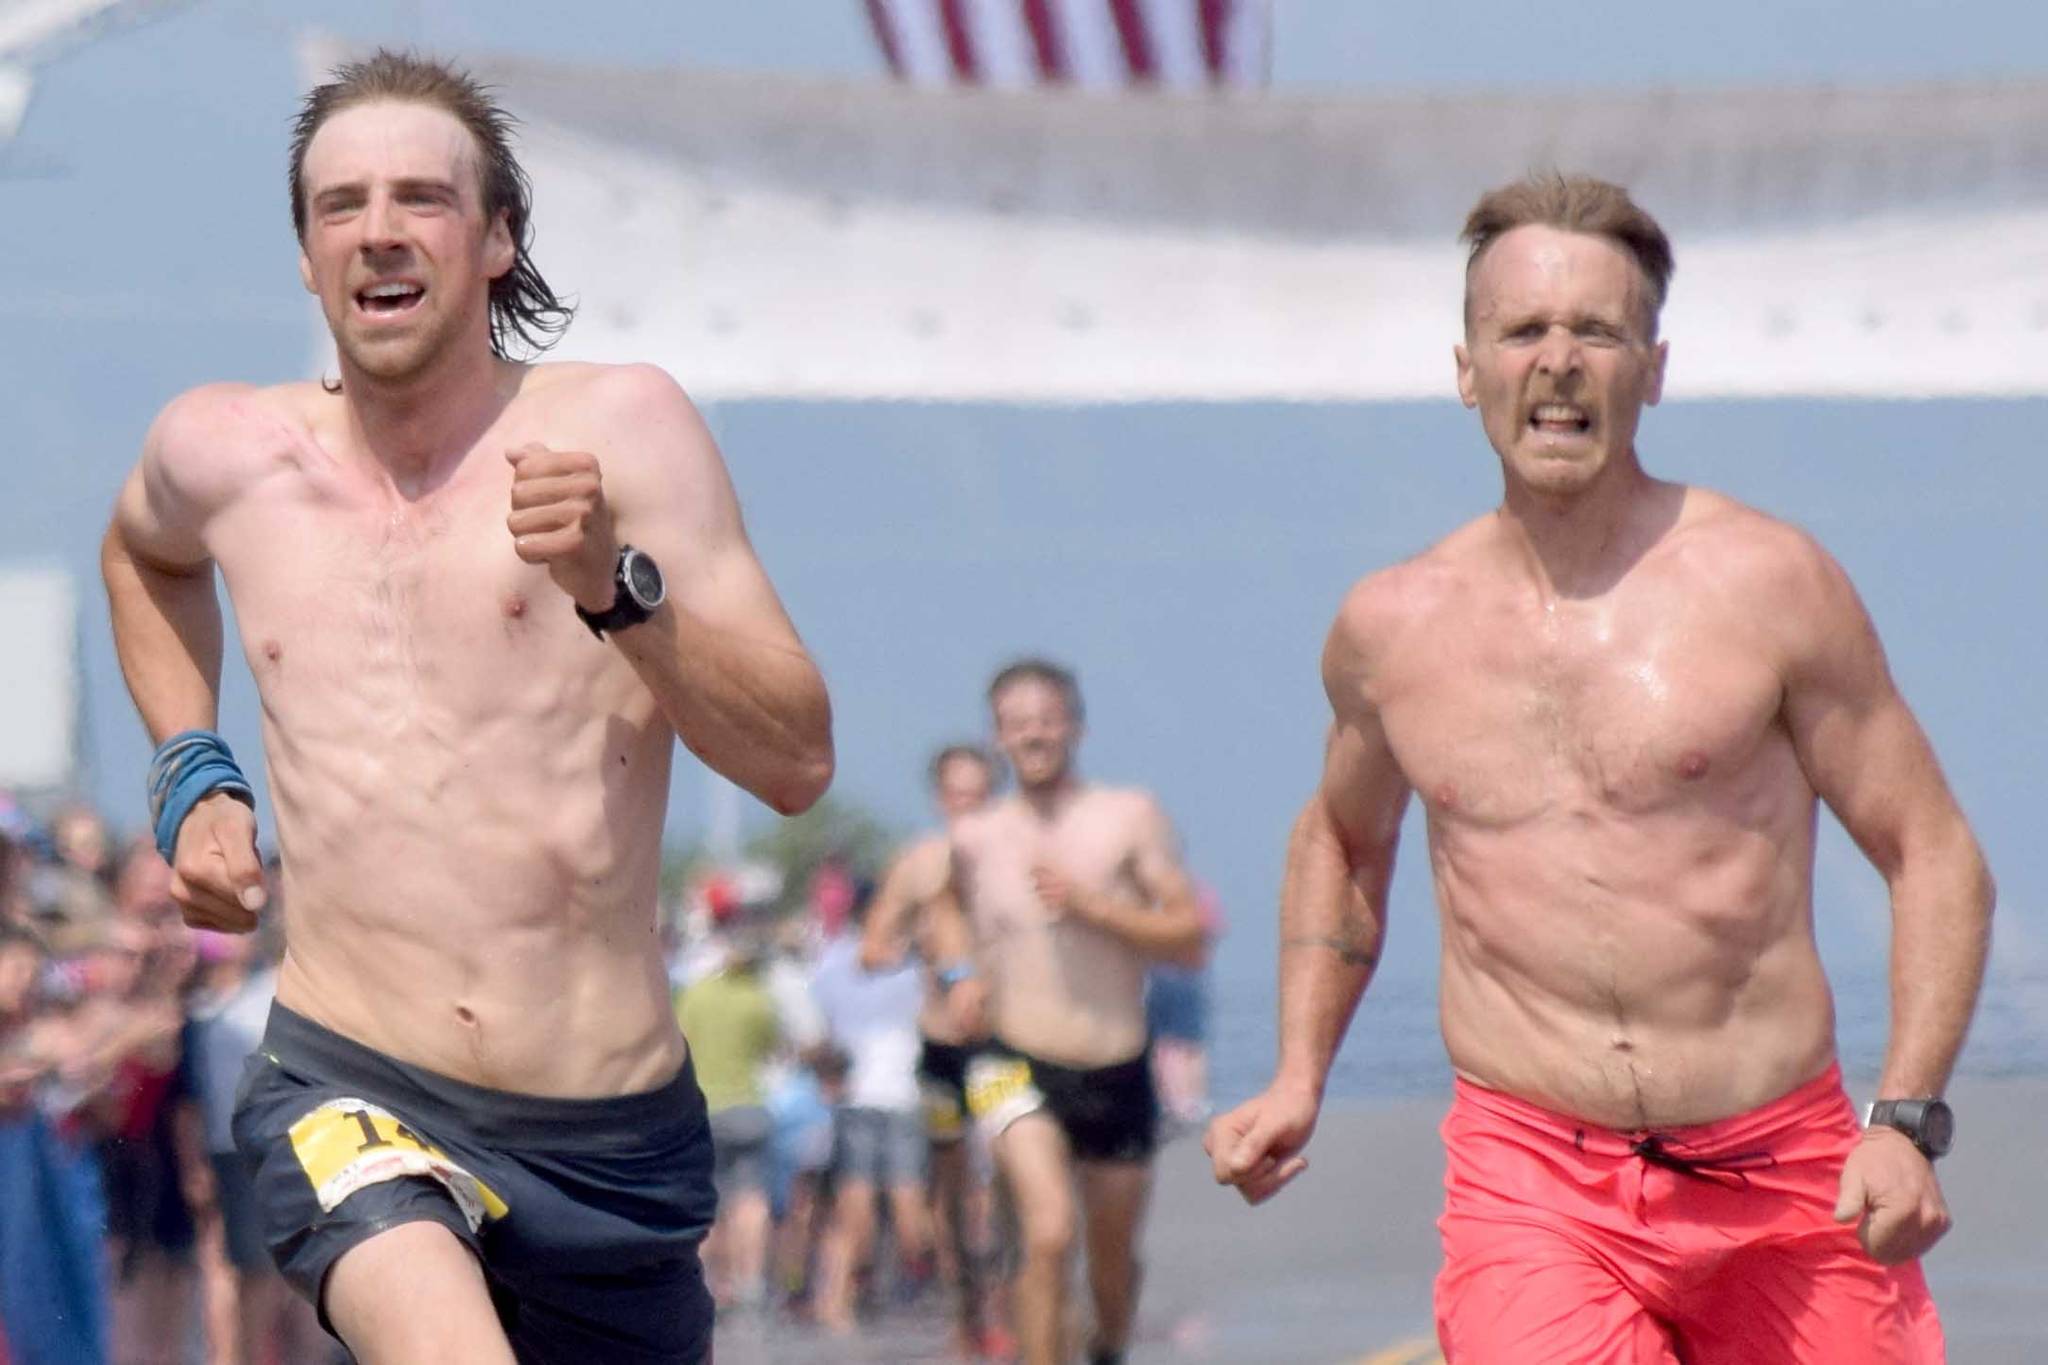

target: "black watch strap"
[1867,1098,1954,1160]
[575,547,658,639]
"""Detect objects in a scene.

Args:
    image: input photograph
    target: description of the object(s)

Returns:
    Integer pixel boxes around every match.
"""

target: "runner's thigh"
[1435,1223,1679,1365]
[1674,1238,1945,1365]
[325,1220,513,1365]
[992,1112,1075,1253]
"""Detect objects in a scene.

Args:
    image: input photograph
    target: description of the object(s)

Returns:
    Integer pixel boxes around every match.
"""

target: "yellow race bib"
[964,1055,1044,1133]
[288,1098,508,1232]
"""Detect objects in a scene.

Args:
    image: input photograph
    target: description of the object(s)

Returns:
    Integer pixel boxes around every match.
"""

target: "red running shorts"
[1434,1063,1944,1363]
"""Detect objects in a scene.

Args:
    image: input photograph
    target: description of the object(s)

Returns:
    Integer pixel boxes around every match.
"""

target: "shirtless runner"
[861,742,1005,1356]
[1208,174,1993,1362]
[928,660,1206,1365]
[100,51,832,1365]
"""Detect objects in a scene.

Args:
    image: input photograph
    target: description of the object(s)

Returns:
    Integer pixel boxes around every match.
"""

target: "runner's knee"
[1018,1199,1076,1262]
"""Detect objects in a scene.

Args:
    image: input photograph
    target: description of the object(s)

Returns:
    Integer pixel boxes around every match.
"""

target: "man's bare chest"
[1378,616,1785,821]
[960,809,1135,933]
[214,471,595,708]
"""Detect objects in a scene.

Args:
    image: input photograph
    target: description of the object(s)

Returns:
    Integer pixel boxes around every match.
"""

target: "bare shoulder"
[1326,514,1490,686]
[525,361,706,444]
[521,363,728,532]
[1088,784,1171,834]
[894,830,953,892]
[147,381,302,466]
[139,381,321,512]
[1665,488,1857,622]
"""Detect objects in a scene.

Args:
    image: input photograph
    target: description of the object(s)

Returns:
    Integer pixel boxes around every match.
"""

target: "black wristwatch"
[575,545,665,639]
[1867,1098,1955,1160]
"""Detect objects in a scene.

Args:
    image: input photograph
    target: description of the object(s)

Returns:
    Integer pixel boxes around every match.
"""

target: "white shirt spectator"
[808,933,922,1113]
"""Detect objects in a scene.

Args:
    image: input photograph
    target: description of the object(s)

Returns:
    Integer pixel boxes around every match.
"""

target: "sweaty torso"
[1359,490,1836,1128]
[953,789,1153,1067]
[193,366,681,1097]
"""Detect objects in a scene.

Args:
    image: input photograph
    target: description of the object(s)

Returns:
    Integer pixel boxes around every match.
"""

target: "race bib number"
[287,1099,508,1232]
[964,1055,1044,1136]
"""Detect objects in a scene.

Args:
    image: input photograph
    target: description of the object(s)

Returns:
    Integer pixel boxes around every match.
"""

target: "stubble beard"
[329,283,484,390]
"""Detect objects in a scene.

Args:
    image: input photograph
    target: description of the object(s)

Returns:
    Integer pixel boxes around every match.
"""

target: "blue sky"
[3,3,2043,1070]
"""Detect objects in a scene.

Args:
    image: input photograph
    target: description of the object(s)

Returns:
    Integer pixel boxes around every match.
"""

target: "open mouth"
[1528,402,1592,436]
[355,281,425,317]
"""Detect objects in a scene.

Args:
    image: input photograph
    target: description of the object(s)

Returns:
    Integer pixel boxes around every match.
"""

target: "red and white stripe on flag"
[864,0,1271,90]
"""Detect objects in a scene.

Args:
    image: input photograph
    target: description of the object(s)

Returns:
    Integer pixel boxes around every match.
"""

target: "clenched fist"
[1833,1126,1953,1264]
[506,443,618,610]
[1206,1079,1321,1206]
[170,791,266,933]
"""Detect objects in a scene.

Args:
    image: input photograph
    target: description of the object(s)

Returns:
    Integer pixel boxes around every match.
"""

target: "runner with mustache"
[1209,174,1991,1363]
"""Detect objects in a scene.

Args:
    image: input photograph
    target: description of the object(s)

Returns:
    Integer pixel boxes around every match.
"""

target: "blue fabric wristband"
[147,729,254,863]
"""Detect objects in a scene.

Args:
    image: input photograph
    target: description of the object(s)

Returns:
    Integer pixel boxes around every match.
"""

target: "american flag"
[863,0,1271,91]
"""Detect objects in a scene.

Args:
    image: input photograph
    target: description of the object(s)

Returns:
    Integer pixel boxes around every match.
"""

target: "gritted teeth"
[1529,402,1591,431]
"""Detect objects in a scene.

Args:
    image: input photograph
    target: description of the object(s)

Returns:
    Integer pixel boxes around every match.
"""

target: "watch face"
[1922,1101,1955,1157]
[623,550,665,610]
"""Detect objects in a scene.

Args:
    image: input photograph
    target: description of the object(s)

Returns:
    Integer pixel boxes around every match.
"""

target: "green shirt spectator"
[676,964,779,1113]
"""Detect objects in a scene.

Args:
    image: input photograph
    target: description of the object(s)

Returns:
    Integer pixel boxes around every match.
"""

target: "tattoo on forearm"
[1281,935,1378,969]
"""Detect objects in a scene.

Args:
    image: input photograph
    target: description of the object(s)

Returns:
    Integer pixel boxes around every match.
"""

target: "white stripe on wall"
[1223,0,1270,86]
[880,0,956,87]
[1137,0,1206,88]
[964,0,1039,88]
[1050,0,1129,90]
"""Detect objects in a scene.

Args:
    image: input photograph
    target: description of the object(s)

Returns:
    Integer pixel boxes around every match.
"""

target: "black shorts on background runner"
[917,1036,976,1141]
[232,1004,717,1363]
[966,1040,1158,1163]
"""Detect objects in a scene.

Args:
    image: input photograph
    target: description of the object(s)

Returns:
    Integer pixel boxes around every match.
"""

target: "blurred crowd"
[674,856,1004,1352]
[671,854,1217,1358]
[0,794,324,1365]
[0,797,1215,1365]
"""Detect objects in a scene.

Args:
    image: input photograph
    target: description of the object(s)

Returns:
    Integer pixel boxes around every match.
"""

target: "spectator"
[808,885,932,1333]
[27,805,116,956]
[749,913,830,1315]
[178,880,323,1365]
[0,814,33,927]
[675,914,783,1312]
[88,896,200,1365]
[0,917,111,1365]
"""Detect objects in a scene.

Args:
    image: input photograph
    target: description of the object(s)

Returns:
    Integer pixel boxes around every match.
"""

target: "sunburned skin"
[1217,200,1989,1286]
[1350,488,1837,1128]
[119,363,734,1097]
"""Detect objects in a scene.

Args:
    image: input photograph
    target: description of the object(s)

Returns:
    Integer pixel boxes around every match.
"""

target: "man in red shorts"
[1208,173,1994,1362]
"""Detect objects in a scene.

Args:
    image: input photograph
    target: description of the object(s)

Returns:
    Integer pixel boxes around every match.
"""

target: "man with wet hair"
[928,660,1206,1365]
[1210,174,1991,1362]
[102,49,832,1364]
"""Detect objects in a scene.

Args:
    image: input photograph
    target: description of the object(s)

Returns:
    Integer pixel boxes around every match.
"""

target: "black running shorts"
[232,1004,717,1363]
[964,1039,1158,1163]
